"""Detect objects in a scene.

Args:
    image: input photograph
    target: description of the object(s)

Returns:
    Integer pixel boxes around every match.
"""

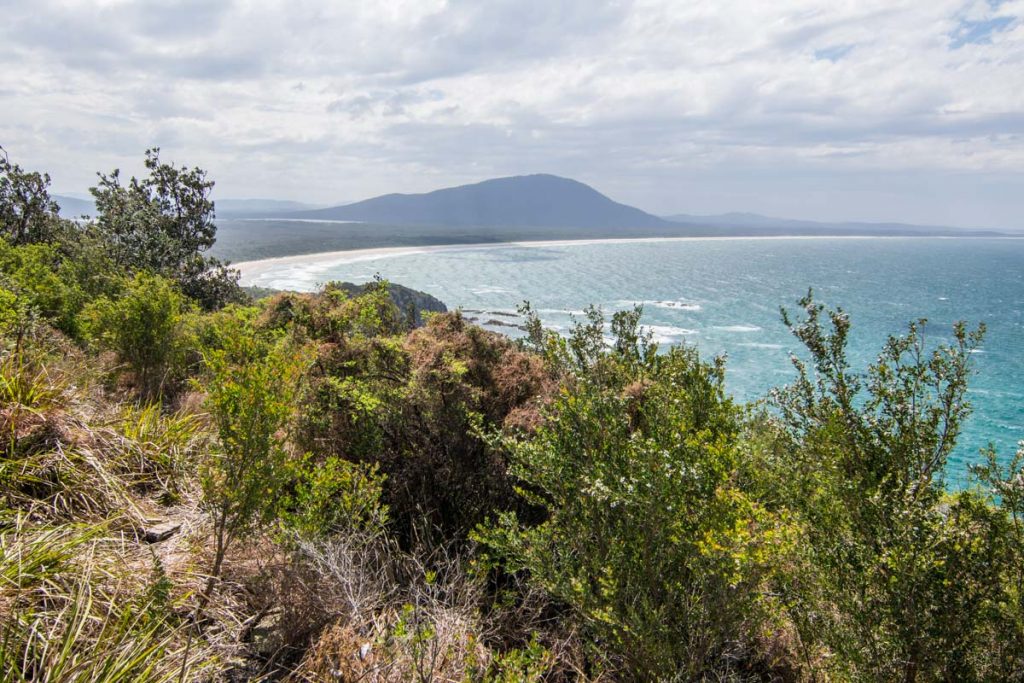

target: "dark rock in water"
[484,318,526,331]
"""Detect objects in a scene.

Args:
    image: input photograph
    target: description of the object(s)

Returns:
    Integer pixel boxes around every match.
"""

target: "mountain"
[54,195,95,218]
[286,174,669,228]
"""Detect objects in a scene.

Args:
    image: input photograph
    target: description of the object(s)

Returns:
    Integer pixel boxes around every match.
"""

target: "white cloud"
[0,0,1022,227]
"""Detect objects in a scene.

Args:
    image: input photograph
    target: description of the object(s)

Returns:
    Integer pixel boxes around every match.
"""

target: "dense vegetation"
[2,149,1023,682]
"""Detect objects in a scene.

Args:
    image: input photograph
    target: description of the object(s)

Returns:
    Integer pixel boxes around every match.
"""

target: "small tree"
[770,290,989,680]
[0,147,63,245]
[90,149,242,309]
[199,328,310,588]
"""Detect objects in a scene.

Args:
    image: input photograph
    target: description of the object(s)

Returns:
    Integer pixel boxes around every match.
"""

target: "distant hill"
[54,195,95,218]
[286,174,670,229]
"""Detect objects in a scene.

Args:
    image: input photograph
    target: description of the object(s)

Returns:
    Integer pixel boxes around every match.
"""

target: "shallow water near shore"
[239,235,1024,486]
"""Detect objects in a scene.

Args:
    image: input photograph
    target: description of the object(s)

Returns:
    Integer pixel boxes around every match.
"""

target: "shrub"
[198,328,310,587]
[283,455,388,541]
[82,272,190,399]
[478,307,797,679]
[0,239,85,337]
[763,291,997,680]
[283,285,553,546]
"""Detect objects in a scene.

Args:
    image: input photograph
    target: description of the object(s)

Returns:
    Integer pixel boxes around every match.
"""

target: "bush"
[277,285,553,546]
[283,455,388,541]
[82,272,191,399]
[478,307,797,679]
[198,326,310,585]
[760,291,1001,680]
[0,239,85,337]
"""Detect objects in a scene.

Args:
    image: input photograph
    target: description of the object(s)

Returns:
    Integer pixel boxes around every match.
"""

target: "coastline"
[233,233,1014,285]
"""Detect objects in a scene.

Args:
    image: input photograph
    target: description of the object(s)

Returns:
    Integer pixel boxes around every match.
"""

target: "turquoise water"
[242,236,1024,484]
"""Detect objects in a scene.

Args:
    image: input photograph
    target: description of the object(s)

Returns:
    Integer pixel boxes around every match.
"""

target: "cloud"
[0,0,1022,228]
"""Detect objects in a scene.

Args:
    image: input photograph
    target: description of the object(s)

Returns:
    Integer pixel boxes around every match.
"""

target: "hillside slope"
[288,174,669,228]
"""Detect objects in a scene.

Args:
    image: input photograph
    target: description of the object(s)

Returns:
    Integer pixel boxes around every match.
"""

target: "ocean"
[237,236,1024,485]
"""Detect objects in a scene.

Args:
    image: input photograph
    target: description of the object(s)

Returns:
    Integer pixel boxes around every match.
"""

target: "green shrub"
[762,291,1000,680]
[0,239,85,336]
[280,285,551,546]
[82,272,190,399]
[283,455,388,540]
[198,328,310,585]
[478,307,796,679]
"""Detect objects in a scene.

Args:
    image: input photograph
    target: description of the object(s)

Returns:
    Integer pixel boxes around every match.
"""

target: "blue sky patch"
[949,14,1015,49]
[814,44,855,62]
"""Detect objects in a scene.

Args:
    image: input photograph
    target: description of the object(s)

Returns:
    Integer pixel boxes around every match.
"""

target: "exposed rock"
[143,522,181,544]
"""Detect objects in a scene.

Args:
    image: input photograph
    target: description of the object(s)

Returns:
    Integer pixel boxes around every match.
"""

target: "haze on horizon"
[1,0,1022,230]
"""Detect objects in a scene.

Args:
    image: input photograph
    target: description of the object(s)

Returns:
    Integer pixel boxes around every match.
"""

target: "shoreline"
[233,233,1017,284]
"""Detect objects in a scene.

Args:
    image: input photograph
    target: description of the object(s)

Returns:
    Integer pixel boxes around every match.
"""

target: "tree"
[199,324,310,589]
[0,147,63,245]
[90,149,242,309]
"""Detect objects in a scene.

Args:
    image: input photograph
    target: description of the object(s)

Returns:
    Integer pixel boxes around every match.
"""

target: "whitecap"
[472,285,515,295]
[713,324,763,333]
[649,300,702,312]
[613,299,702,312]
[738,342,784,349]
[538,308,588,316]
[643,325,699,343]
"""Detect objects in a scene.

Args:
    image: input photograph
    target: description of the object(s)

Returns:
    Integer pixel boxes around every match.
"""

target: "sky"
[1,0,1022,229]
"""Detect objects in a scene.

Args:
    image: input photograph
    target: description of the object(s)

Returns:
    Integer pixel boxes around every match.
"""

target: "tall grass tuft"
[0,516,213,682]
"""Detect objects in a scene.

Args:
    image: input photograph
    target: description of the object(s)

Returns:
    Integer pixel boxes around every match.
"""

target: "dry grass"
[0,318,576,682]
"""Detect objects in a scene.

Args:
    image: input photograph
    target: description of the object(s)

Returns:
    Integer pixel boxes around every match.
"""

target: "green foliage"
[0,147,64,246]
[760,291,1002,680]
[283,455,388,540]
[82,272,191,399]
[478,306,794,679]
[476,635,553,683]
[972,443,1024,676]
[198,325,310,580]
[0,238,85,336]
[90,148,242,309]
[278,283,550,545]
